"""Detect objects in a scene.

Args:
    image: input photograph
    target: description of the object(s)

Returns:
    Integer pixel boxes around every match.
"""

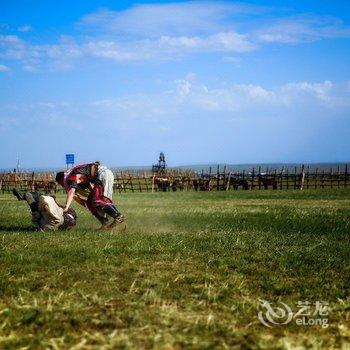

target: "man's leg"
[89,203,124,229]
[101,204,124,226]
[24,192,40,213]
[96,171,124,227]
[17,190,42,229]
[12,189,40,212]
[86,199,109,227]
[96,166,114,200]
[87,184,124,228]
[12,188,24,200]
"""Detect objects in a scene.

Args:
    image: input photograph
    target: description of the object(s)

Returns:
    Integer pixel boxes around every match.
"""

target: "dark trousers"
[86,184,121,225]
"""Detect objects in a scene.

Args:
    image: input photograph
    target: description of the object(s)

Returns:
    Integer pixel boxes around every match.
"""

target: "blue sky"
[0,0,349,169]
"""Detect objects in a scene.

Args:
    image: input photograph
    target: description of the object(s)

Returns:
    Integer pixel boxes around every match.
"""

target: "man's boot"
[102,205,125,228]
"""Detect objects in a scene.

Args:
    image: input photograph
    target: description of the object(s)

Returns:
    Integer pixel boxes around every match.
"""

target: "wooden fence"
[0,164,349,194]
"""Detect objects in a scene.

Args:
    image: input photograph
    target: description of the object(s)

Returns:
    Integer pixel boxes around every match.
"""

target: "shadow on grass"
[0,225,36,233]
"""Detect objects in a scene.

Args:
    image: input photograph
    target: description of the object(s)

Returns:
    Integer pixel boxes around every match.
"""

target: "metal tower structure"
[152,152,167,174]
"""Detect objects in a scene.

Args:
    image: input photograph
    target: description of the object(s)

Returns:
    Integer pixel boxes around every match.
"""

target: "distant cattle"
[34,180,57,193]
[151,176,186,192]
[229,178,250,190]
[193,179,211,191]
[171,179,184,191]
[153,177,171,192]
[258,175,277,190]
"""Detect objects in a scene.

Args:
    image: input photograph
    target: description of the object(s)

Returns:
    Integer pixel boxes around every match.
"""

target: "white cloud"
[83,40,140,60]
[0,34,25,46]
[255,16,350,44]
[0,3,350,71]
[0,63,10,72]
[18,24,32,33]
[74,3,258,61]
[0,31,254,70]
[282,80,333,99]
[280,80,350,107]
[0,34,39,64]
[158,32,256,53]
[78,2,259,37]
[81,31,255,62]
[0,34,84,71]
[1,79,348,139]
[222,56,241,63]
[88,79,350,120]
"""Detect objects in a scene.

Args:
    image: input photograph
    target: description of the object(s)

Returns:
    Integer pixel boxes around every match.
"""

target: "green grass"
[0,189,349,349]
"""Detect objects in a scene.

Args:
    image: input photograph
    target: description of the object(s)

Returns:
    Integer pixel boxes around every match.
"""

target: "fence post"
[207,167,211,190]
[279,167,283,190]
[121,171,127,193]
[345,164,348,188]
[144,172,149,192]
[300,164,305,190]
[128,172,134,193]
[216,165,220,191]
[137,174,142,192]
[31,172,35,192]
[251,168,255,190]
[226,172,231,191]
[116,172,122,193]
[337,165,340,189]
[322,170,325,189]
[151,175,156,193]
[258,166,261,190]
[274,169,277,190]
[223,165,226,191]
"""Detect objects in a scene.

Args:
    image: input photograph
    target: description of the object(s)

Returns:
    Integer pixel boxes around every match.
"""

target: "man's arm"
[63,188,76,212]
[74,195,87,207]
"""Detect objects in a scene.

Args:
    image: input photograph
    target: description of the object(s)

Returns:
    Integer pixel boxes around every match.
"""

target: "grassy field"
[0,189,349,349]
